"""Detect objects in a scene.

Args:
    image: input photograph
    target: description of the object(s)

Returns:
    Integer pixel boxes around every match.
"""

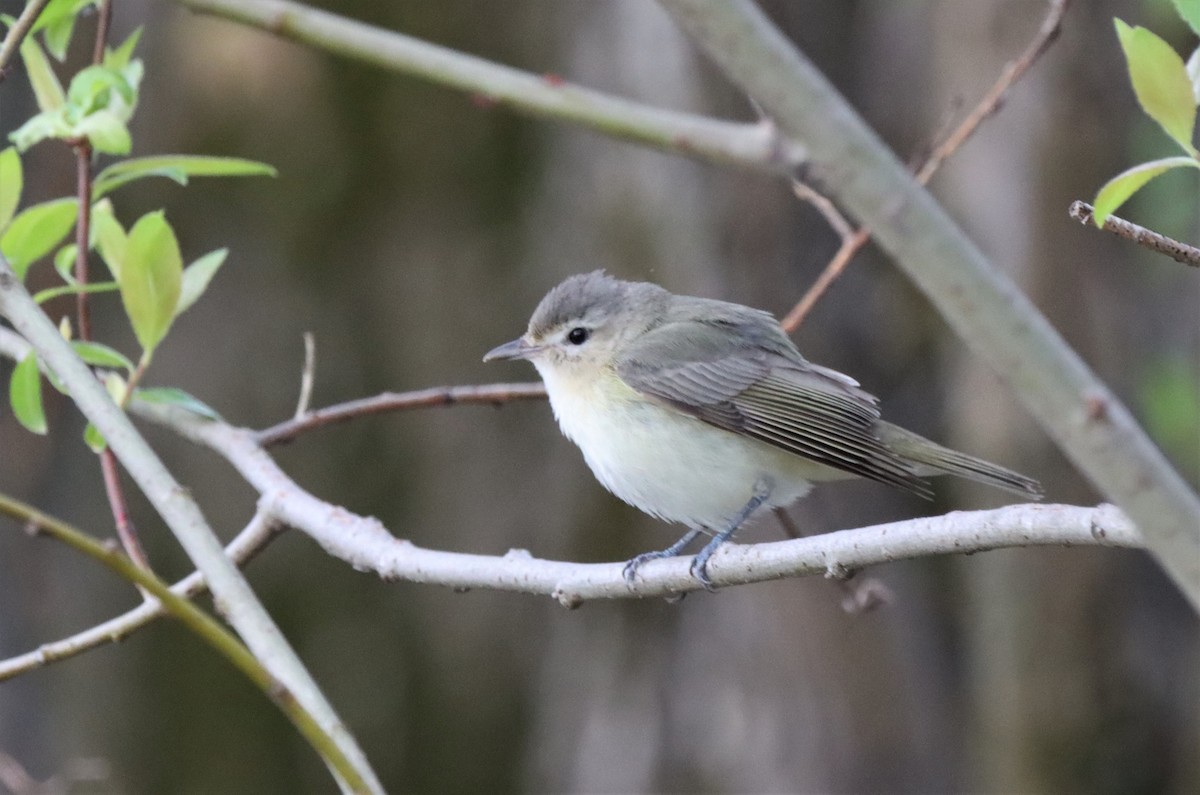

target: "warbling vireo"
[485,271,1042,588]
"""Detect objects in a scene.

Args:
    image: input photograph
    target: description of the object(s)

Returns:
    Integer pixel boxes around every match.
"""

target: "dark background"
[1,0,1198,792]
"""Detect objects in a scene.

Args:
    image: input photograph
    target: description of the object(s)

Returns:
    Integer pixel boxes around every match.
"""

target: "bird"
[484,271,1042,589]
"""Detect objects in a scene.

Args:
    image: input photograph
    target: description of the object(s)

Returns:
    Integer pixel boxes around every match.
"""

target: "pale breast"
[536,363,825,530]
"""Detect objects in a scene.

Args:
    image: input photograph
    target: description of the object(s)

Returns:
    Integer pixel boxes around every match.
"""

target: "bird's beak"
[483,337,538,362]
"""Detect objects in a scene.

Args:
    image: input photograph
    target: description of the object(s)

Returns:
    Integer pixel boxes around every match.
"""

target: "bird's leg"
[690,480,772,591]
[623,527,703,586]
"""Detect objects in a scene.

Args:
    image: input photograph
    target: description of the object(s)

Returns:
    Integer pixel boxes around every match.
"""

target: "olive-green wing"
[615,316,930,496]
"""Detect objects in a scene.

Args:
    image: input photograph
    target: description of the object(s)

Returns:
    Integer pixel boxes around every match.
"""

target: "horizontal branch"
[1069,201,1200,268]
[258,382,547,447]
[140,401,1140,607]
[166,0,805,175]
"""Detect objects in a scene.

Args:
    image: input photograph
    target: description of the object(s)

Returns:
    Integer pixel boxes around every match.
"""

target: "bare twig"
[1070,201,1200,268]
[92,0,114,65]
[259,381,547,447]
[0,511,278,682]
[781,227,870,332]
[294,331,316,419]
[0,493,370,793]
[915,0,1069,184]
[165,0,805,175]
[782,0,1069,332]
[0,0,53,79]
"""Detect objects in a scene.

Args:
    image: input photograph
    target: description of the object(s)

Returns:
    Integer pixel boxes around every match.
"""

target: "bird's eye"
[566,327,589,345]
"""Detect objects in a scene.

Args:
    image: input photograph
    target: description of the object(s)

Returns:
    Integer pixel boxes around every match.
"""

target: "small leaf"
[0,147,22,232]
[104,27,143,70]
[1188,46,1200,105]
[0,198,79,280]
[42,12,77,61]
[29,0,97,34]
[53,243,78,283]
[119,211,182,354]
[90,200,126,279]
[83,422,107,452]
[176,248,228,316]
[58,315,71,339]
[1172,0,1200,37]
[10,353,48,435]
[72,340,135,372]
[19,36,65,112]
[134,386,221,420]
[1093,156,1200,224]
[1115,19,1198,155]
[93,156,277,198]
[73,109,131,155]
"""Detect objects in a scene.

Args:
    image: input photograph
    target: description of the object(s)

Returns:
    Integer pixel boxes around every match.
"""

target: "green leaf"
[176,248,228,317]
[29,0,97,34]
[83,422,107,452]
[0,147,21,232]
[1172,0,1200,37]
[73,109,131,155]
[104,27,143,70]
[1092,156,1200,224]
[93,156,277,198]
[119,211,182,354]
[71,340,135,372]
[1115,19,1198,155]
[90,201,126,279]
[134,386,221,420]
[42,12,77,61]
[0,198,79,280]
[53,242,77,283]
[10,353,47,435]
[1188,46,1200,105]
[19,36,65,113]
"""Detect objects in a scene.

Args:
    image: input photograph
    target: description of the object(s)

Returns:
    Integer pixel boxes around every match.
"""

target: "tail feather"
[877,422,1043,500]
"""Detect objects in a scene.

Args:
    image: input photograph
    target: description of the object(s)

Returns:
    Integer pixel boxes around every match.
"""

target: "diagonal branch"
[164,0,805,175]
[657,0,1200,612]
[783,0,1069,332]
[0,258,383,795]
[0,511,278,682]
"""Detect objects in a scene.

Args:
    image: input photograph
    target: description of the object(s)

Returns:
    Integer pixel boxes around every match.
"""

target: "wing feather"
[615,314,930,496]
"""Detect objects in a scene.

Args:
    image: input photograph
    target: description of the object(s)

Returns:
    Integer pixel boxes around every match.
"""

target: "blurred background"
[1,0,1198,792]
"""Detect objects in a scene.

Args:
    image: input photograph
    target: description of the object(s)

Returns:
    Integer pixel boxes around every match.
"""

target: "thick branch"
[140,400,1140,607]
[0,261,383,795]
[165,0,805,175]
[657,0,1200,611]
[0,0,52,77]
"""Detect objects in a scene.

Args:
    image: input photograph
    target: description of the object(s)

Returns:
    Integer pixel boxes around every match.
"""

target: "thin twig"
[259,381,548,447]
[792,180,853,239]
[294,332,316,419]
[915,0,1069,184]
[782,0,1070,332]
[1070,201,1200,268]
[0,0,53,79]
[781,228,870,332]
[92,0,114,65]
[0,493,370,793]
[0,510,278,682]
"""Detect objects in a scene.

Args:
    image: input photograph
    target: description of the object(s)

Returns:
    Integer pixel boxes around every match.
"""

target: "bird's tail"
[877,422,1043,499]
